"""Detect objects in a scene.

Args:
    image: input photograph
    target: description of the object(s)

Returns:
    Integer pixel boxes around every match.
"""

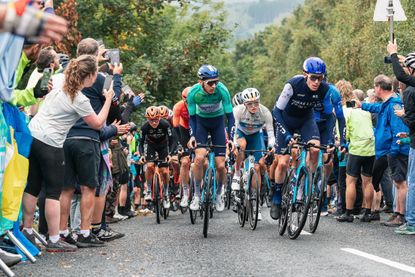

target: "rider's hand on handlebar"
[187,137,196,149]
[227,141,235,153]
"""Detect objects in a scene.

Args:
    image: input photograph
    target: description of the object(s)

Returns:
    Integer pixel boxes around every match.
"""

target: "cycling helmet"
[145,106,159,119]
[58,53,70,69]
[303,57,326,75]
[232,92,244,106]
[404,52,415,69]
[182,87,191,101]
[197,64,219,80]
[158,105,169,119]
[241,88,260,102]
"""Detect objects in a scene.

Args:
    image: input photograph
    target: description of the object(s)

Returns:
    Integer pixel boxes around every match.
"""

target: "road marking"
[300,230,311,235]
[341,248,415,274]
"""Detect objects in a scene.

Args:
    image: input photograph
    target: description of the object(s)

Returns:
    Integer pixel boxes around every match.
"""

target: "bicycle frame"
[292,146,309,203]
[201,150,217,204]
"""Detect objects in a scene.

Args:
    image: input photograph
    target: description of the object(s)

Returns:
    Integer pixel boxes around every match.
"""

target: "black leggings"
[25,138,64,200]
[372,156,388,192]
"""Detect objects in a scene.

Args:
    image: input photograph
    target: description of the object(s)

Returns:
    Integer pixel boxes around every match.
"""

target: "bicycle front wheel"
[308,167,325,233]
[248,169,260,230]
[278,169,292,236]
[203,168,214,238]
[153,174,161,224]
[287,169,311,239]
[189,170,197,224]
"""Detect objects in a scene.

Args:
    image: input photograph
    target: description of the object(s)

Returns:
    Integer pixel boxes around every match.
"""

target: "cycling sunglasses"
[205,80,219,87]
[307,74,324,82]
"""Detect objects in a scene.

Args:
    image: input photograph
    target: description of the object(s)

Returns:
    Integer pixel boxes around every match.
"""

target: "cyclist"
[187,64,235,212]
[173,87,192,208]
[232,92,244,107]
[271,57,330,220]
[231,88,275,220]
[140,106,176,209]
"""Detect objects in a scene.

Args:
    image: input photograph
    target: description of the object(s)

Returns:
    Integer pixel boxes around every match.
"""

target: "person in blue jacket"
[356,74,409,227]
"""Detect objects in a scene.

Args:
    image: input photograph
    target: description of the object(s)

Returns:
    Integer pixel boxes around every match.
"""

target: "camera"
[384,55,392,64]
[346,100,356,108]
[105,49,120,65]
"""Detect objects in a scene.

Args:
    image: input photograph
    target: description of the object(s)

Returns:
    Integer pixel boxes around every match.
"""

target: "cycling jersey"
[187,81,235,142]
[233,104,275,148]
[139,119,176,155]
[273,75,330,143]
[314,84,346,145]
[173,100,189,129]
[187,82,233,118]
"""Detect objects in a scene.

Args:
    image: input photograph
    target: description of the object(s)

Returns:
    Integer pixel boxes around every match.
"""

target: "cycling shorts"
[195,115,226,156]
[276,115,320,154]
[236,129,265,163]
[144,143,169,167]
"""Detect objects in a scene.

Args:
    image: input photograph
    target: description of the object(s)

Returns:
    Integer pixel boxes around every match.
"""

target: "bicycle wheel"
[308,167,325,233]
[163,184,169,220]
[248,169,260,230]
[203,168,214,238]
[287,168,311,239]
[225,173,233,210]
[278,170,292,236]
[153,174,161,224]
[237,175,246,227]
[189,170,197,224]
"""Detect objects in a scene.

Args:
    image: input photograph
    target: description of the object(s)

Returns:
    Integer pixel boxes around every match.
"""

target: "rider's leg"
[180,155,191,207]
[232,137,246,190]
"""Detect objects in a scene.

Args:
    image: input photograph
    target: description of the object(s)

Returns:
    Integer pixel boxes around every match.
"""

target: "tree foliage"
[218,0,415,108]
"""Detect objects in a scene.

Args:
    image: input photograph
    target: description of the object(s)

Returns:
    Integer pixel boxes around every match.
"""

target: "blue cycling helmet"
[197,64,219,80]
[303,57,326,75]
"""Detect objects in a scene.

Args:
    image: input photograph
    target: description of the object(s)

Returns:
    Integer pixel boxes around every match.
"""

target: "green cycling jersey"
[187,82,233,118]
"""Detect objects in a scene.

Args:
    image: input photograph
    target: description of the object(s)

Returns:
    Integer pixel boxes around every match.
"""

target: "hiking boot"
[22,229,41,251]
[270,204,281,220]
[95,227,125,242]
[47,239,77,252]
[383,214,405,227]
[336,213,354,223]
[395,224,415,235]
[0,249,21,267]
[360,213,372,222]
[370,212,380,221]
[60,232,78,245]
[76,233,105,248]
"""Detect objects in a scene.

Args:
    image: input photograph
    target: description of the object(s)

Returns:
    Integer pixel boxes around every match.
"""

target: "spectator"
[22,55,114,252]
[358,74,409,227]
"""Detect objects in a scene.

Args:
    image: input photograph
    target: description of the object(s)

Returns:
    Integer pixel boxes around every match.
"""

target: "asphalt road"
[11,207,415,277]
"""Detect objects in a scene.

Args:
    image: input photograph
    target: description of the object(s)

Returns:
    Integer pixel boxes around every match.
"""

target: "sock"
[272,183,283,205]
[59,229,69,237]
[80,229,90,238]
[91,223,101,233]
[49,235,60,243]
[119,206,125,214]
[194,179,201,197]
[346,209,352,216]
[23,227,33,235]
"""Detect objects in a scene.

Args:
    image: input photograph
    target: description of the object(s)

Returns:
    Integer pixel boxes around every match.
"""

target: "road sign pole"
[387,0,394,42]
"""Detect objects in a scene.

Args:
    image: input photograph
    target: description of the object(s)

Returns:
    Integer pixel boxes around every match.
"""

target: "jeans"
[406,148,415,226]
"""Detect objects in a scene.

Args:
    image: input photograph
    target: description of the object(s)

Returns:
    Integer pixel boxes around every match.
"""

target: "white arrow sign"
[373,0,407,21]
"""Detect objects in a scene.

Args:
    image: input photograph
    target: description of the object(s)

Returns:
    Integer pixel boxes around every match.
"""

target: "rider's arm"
[391,53,415,87]
[361,102,382,114]
[166,122,177,154]
[331,87,347,145]
[263,107,276,148]
[172,103,181,128]
[272,83,294,142]
[221,84,235,141]
[187,87,197,136]
[232,105,242,144]
[139,125,146,155]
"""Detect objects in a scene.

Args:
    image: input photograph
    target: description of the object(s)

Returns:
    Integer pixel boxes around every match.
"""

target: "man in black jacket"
[388,40,415,234]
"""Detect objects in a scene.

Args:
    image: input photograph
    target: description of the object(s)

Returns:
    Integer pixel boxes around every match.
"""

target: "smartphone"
[384,55,392,64]
[346,100,356,108]
[40,68,53,91]
[103,75,113,91]
[122,85,133,95]
[105,49,120,65]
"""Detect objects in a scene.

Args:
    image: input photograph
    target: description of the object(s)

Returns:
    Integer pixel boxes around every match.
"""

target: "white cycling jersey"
[233,104,275,148]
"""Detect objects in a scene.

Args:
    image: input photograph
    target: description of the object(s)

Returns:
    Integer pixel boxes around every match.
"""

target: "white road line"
[341,248,415,274]
[300,230,311,235]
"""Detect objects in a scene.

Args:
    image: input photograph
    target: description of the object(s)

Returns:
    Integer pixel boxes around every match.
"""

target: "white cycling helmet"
[241,88,260,102]
[232,92,244,106]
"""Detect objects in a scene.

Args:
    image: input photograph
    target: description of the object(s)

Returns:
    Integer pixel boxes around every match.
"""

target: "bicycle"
[224,153,235,210]
[260,152,274,208]
[278,137,327,239]
[236,148,270,231]
[146,157,170,224]
[307,146,333,233]
[195,142,228,238]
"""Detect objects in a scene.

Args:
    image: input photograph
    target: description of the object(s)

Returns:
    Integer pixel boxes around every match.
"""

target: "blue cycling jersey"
[272,76,330,142]
[314,84,346,145]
